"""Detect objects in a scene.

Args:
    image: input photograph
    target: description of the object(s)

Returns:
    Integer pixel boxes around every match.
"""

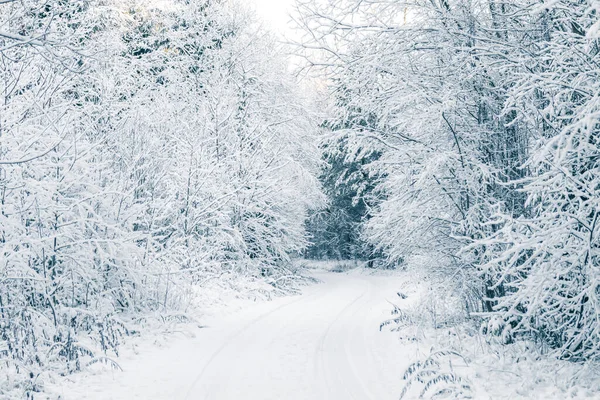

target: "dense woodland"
[0,0,324,392]
[299,0,600,363]
[1,0,600,397]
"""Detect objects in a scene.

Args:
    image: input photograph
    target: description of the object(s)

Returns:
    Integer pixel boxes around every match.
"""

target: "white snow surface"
[45,264,600,400]
[50,268,412,399]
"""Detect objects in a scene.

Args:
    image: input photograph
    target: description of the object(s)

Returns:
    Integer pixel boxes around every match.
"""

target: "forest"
[1,0,599,398]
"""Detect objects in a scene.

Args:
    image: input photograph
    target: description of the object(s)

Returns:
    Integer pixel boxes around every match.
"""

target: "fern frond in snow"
[400,350,472,400]
[86,356,122,371]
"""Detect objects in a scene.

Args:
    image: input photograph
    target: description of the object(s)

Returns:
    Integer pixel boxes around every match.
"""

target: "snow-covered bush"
[475,2,600,360]
[0,0,323,394]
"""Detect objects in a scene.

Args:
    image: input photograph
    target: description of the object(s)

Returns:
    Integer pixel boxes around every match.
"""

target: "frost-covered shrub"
[400,350,473,400]
[0,0,322,393]
[473,2,600,360]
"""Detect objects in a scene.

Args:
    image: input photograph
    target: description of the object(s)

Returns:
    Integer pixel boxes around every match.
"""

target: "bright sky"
[248,0,296,36]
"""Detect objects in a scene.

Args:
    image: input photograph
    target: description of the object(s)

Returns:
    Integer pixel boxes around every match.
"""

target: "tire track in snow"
[183,287,324,400]
[316,276,375,400]
[183,272,405,400]
[55,271,409,400]
[339,278,380,400]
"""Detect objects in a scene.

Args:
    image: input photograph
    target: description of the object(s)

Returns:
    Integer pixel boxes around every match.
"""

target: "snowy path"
[55,271,412,400]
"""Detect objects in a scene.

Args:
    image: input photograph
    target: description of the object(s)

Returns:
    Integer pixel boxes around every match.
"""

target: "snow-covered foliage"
[3,0,600,396]
[295,0,600,362]
[475,2,600,361]
[0,0,322,394]
[383,266,600,399]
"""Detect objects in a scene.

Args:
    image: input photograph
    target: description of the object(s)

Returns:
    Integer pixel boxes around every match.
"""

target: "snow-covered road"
[56,270,412,400]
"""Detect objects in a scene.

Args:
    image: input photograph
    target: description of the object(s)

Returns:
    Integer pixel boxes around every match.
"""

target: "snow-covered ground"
[44,264,600,400]
[48,267,414,399]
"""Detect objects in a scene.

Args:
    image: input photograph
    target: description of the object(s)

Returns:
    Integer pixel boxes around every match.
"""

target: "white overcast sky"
[248,0,296,36]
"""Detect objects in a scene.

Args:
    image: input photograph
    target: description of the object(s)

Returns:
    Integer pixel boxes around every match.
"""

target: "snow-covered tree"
[475,1,600,360]
[295,0,600,360]
[0,0,324,393]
